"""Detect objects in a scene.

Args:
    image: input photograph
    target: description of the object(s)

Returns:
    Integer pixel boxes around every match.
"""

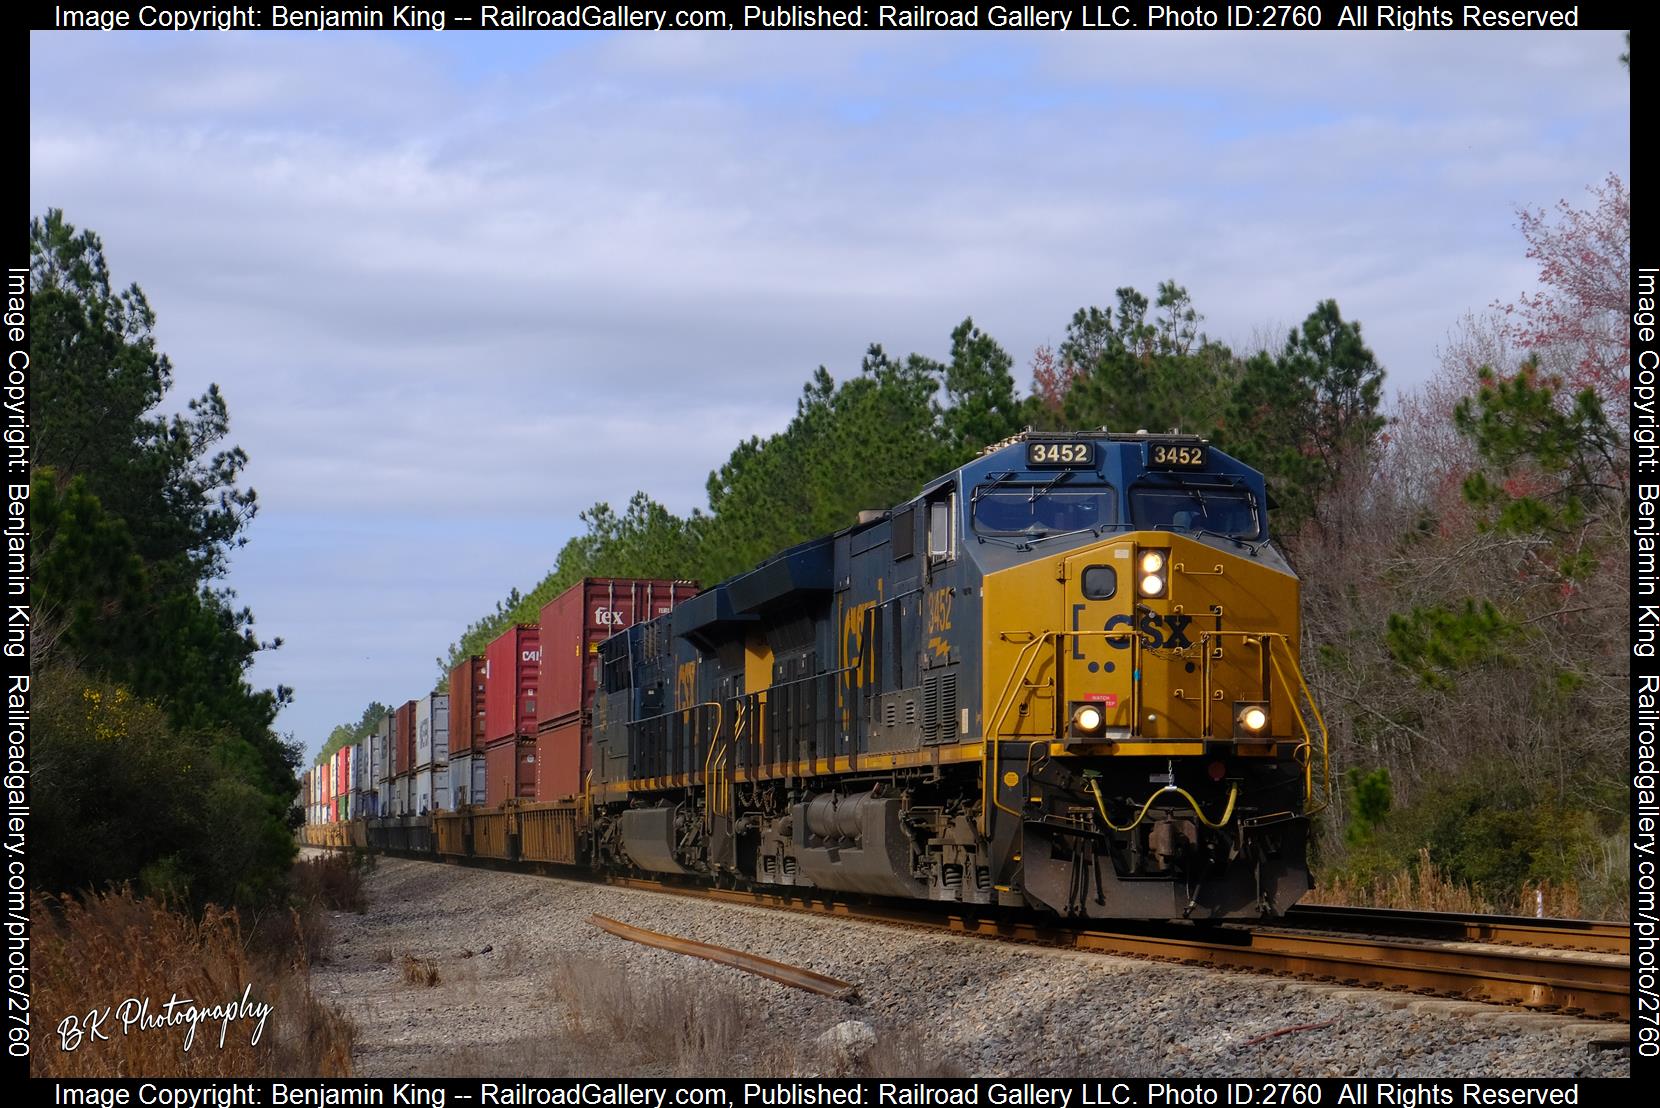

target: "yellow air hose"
[1088,778,1239,832]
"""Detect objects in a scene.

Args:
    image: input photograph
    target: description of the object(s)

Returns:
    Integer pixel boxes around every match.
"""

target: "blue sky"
[28,29,1630,758]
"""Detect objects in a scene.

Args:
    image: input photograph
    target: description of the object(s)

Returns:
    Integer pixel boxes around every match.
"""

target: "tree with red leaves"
[1027,342,1084,427]
[1496,174,1629,412]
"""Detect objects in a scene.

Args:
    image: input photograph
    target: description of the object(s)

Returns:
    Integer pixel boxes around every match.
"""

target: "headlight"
[1236,704,1268,734]
[1071,702,1106,736]
[1137,551,1169,597]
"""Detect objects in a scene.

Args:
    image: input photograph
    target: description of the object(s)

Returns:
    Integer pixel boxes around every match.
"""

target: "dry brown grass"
[547,953,751,1074]
[1308,847,1585,917]
[31,887,355,1077]
[401,955,441,987]
[291,851,371,915]
[541,953,958,1077]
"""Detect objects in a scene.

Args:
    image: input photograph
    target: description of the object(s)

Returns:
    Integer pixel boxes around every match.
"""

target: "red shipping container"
[536,718,583,802]
[334,748,347,799]
[484,739,537,806]
[537,579,699,729]
[448,656,487,753]
[394,700,416,775]
[485,624,540,744]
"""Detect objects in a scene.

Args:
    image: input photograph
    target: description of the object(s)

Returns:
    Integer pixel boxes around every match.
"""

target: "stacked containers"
[320,757,332,823]
[393,700,415,816]
[334,748,348,819]
[354,736,375,817]
[373,712,394,816]
[402,701,417,815]
[413,693,450,814]
[335,753,348,822]
[535,579,699,802]
[447,656,487,808]
[484,624,540,805]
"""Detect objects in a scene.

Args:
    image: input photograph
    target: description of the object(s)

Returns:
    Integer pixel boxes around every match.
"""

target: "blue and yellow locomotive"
[588,430,1330,919]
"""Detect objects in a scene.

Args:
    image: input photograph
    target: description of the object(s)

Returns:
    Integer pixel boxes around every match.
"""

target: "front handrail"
[1264,635,1333,815]
[982,627,1333,836]
[1197,629,1332,815]
[983,628,1137,835]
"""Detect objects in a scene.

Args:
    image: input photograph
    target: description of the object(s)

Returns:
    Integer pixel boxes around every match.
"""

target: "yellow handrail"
[982,628,1137,836]
[690,699,726,832]
[1264,637,1333,815]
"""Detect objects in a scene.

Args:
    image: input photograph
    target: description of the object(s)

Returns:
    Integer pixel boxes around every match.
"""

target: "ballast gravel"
[309,856,1629,1079]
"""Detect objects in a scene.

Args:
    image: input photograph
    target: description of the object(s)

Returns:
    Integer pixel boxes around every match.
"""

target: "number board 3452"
[1146,442,1208,469]
[1026,441,1095,467]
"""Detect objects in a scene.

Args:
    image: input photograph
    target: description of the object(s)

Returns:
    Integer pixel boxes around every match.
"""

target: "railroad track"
[1282,902,1629,954]
[315,843,1633,1023]
[607,878,1631,1023]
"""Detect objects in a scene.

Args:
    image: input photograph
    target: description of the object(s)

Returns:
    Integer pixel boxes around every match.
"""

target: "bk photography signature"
[56,985,274,1052]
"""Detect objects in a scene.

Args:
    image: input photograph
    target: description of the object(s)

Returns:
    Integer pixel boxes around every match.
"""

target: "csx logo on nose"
[594,608,626,626]
[1104,611,1194,650]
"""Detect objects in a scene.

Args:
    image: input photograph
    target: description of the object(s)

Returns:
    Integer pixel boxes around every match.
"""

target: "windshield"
[972,486,1117,535]
[1131,485,1261,539]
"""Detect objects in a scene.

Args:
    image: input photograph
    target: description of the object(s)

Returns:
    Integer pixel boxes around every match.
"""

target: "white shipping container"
[449,753,474,807]
[414,766,451,815]
[448,753,488,808]
[415,693,450,768]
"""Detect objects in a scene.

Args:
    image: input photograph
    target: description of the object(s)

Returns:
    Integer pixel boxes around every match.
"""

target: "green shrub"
[33,664,297,907]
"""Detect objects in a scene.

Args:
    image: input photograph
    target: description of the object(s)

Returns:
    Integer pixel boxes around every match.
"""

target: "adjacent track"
[1282,903,1629,954]
[607,878,1631,1022]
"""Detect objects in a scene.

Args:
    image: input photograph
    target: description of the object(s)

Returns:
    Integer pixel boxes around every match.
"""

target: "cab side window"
[926,491,955,563]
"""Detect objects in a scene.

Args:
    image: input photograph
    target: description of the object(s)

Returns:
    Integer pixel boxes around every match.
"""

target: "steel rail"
[1284,903,1629,954]
[586,913,859,1002]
